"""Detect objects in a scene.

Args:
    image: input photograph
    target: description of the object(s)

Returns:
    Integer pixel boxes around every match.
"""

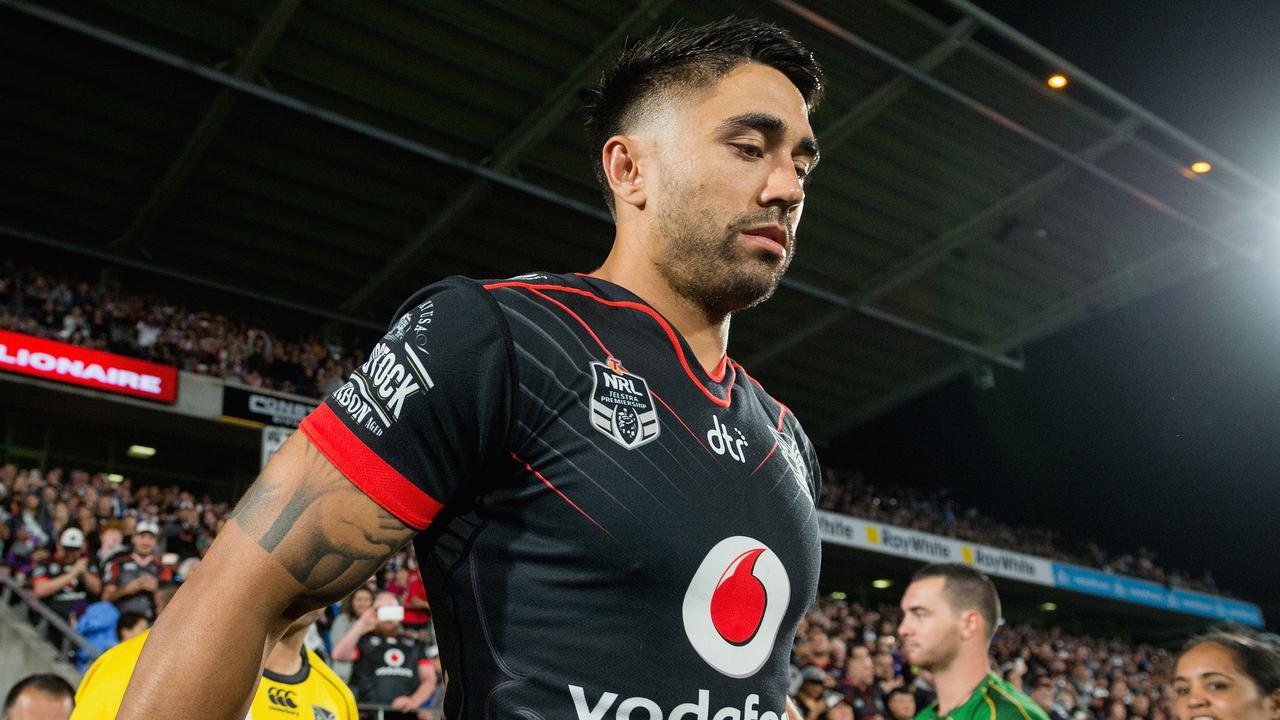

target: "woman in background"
[330,586,375,683]
[1174,627,1280,720]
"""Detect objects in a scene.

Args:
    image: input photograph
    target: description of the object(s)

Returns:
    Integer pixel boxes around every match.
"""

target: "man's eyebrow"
[720,112,821,161]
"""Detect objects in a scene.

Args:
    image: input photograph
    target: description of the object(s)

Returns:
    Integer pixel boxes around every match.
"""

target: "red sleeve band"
[299,404,444,531]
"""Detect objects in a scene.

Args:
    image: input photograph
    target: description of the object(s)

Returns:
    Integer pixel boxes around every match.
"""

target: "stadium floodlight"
[105,473,124,483]
[830,591,848,601]
[872,579,893,589]
[127,444,156,459]
[1190,161,1212,174]
[1039,602,1058,612]
[1046,74,1068,89]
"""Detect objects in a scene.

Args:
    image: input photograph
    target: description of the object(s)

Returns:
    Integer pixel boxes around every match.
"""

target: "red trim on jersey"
[651,390,714,456]
[527,288,610,356]
[751,441,780,476]
[512,453,614,539]
[299,404,444,531]
[417,659,432,667]
[484,281,735,408]
[708,353,729,383]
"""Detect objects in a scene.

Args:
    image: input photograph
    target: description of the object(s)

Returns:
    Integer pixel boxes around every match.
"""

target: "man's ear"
[1265,687,1280,720]
[601,136,647,210]
[960,609,982,641]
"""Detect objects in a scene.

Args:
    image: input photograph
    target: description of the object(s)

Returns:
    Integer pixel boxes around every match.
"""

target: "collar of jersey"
[936,672,1002,719]
[262,645,311,685]
[485,273,737,407]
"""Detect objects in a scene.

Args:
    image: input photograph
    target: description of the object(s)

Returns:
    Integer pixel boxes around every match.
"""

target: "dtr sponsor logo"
[706,417,748,463]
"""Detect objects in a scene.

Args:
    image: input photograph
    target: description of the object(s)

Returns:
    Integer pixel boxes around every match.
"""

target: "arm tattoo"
[230,440,415,601]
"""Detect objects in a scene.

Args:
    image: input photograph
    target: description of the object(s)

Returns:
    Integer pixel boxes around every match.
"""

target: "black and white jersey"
[300,272,822,720]
[348,631,431,704]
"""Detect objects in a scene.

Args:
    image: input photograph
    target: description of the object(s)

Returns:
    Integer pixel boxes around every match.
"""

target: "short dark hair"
[582,17,824,213]
[912,563,1002,640]
[3,673,74,711]
[887,686,916,702]
[116,611,150,640]
[1180,626,1280,694]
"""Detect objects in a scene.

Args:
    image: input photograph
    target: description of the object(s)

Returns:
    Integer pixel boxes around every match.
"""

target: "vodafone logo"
[682,536,790,678]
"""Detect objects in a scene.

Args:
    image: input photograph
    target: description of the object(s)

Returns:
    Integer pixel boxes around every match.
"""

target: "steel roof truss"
[108,0,304,256]
[337,0,676,313]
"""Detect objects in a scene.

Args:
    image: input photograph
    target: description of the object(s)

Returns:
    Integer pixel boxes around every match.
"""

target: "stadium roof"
[4,0,1277,443]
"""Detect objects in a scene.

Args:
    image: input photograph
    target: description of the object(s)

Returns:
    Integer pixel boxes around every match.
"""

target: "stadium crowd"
[0,459,1266,720]
[0,262,362,400]
[0,262,1228,597]
[788,595,1177,720]
[818,468,1221,595]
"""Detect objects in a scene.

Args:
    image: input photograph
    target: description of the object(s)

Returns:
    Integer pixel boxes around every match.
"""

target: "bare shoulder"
[228,430,415,602]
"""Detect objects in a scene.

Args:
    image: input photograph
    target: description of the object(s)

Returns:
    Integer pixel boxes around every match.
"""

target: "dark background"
[826,1,1280,620]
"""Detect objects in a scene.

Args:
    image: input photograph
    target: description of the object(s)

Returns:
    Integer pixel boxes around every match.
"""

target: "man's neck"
[266,629,305,676]
[931,655,991,717]
[591,252,730,374]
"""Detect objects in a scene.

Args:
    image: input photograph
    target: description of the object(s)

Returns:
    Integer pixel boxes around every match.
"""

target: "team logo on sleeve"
[682,536,791,678]
[588,357,660,450]
[772,427,813,503]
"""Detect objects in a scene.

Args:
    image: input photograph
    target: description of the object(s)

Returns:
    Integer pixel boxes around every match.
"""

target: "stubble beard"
[651,195,795,318]
[908,636,961,674]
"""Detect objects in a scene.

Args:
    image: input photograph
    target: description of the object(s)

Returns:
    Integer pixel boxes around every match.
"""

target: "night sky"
[827,1,1280,616]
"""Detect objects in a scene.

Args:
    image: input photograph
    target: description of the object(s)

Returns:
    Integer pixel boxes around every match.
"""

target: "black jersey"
[300,272,822,720]
[349,631,431,704]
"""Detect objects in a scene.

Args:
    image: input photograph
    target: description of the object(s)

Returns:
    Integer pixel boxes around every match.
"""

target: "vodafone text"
[570,686,784,720]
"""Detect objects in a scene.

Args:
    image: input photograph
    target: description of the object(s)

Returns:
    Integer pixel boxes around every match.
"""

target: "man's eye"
[1172,686,1188,696]
[733,144,763,158]
[795,165,811,180]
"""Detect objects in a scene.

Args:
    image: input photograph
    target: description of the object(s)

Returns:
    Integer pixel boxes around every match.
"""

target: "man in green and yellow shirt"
[897,564,1047,720]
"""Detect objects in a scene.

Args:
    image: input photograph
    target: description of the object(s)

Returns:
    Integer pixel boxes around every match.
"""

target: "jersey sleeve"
[299,277,514,531]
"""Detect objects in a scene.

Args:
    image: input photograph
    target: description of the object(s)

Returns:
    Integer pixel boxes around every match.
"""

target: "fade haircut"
[912,563,1002,641]
[3,673,74,711]
[1181,626,1280,694]
[582,17,825,214]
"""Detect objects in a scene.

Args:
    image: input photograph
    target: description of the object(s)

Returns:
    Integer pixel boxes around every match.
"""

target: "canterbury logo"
[267,687,298,709]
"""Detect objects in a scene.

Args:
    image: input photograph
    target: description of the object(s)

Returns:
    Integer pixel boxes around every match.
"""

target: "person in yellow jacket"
[72,609,356,720]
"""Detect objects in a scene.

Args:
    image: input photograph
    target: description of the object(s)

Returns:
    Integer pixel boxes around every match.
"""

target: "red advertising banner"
[0,330,179,404]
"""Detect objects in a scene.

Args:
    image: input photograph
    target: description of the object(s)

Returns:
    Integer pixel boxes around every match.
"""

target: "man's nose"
[761,162,805,210]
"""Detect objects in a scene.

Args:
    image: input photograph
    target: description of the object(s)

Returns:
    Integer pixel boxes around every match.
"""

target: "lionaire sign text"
[0,330,179,403]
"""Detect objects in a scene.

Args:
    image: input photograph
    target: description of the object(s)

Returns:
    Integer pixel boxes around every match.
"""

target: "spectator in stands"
[332,592,436,719]
[840,646,885,720]
[100,520,160,618]
[793,666,834,720]
[402,555,430,632]
[162,501,199,559]
[873,651,902,695]
[31,528,100,622]
[331,587,375,683]
[115,612,149,643]
[1173,628,1280,720]
[885,687,916,720]
[2,674,74,720]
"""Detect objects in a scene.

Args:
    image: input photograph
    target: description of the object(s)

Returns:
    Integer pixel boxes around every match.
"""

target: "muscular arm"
[117,432,416,720]
[331,615,370,662]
